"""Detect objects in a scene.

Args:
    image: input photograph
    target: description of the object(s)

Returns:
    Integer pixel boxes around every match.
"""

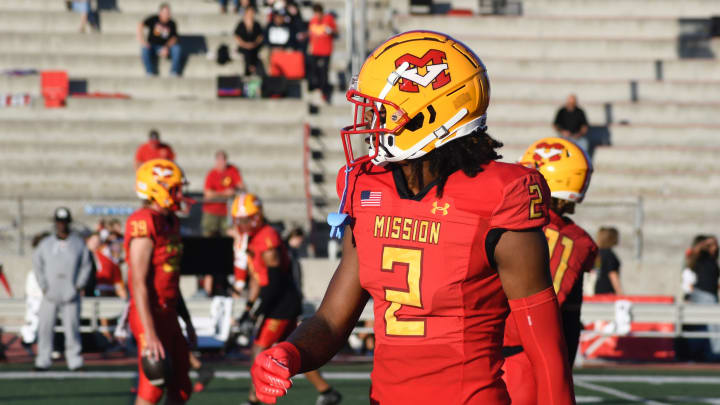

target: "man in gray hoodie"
[33,207,92,371]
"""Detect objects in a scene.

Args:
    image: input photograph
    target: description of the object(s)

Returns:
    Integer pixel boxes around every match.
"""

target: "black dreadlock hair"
[405,129,503,198]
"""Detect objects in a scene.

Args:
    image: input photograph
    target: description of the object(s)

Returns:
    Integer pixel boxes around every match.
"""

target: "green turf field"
[1,363,719,404]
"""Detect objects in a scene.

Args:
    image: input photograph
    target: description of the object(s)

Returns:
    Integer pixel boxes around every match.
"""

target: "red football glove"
[251,342,301,404]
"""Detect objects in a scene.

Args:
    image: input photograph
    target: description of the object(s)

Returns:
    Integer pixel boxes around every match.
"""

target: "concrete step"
[397,15,682,39]
[308,122,720,148]
[0,50,349,80]
[0,119,305,146]
[483,58,720,81]
[315,99,720,127]
[0,172,306,200]
[465,37,679,60]
[0,97,307,122]
[1,74,217,100]
[523,0,720,17]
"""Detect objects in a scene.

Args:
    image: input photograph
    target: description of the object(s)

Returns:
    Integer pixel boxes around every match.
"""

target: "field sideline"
[1,364,719,404]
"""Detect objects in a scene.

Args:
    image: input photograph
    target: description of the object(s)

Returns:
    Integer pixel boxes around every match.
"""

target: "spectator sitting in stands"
[69,0,97,33]
[594,226,623,295]
[307,3,337,103]
[286,1,308,51]
[234,6,265,76]
[219,0,240,14]
[134,129,175,169]
[137,3,183,77]
[554,94,589,153]
[266,9,295,50]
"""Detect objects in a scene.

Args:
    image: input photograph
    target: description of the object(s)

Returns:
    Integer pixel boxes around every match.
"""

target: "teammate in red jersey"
[502,137,598,405]
[126,159,196,405]
[251,31,575,404]
[231,194,342,405]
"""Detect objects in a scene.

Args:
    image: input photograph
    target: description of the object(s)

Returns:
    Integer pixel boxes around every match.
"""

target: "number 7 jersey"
[337,160,551,405]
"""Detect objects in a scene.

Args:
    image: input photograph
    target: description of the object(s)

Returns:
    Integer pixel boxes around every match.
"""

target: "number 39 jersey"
[337,161,551,405]
[124,207,183,311]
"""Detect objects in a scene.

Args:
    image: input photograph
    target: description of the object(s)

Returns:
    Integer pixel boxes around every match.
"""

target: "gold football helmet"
[231,193,263,233]
[135,159,186,211]
[519,137,592,203]
[341,30,490,166]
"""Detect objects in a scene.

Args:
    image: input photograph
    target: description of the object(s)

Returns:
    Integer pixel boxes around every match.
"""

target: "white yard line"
[575,375,720,384]
[574,380,670,405]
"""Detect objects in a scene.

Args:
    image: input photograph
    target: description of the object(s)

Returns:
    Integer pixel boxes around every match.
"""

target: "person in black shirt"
[137,3,182,76]
[687,235,719,299]
[286,1,308,51]
[234,6,264,76]
[684,235,720,360]
[594,227,623,295]
[553,94,589,153]
[265,10,296,50]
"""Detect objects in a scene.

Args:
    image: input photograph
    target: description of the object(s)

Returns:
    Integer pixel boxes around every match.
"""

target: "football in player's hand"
[141,350,171,387]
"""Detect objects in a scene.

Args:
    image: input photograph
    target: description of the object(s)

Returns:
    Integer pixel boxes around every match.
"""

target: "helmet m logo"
[431,201,450,216]
[395,49,451,93]
[532,142,565,166]
[152,165,175,180]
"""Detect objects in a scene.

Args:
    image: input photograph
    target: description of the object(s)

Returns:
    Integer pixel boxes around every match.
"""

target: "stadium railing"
[1,297,718,338]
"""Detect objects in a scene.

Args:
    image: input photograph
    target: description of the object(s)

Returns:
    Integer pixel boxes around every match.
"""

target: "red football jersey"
[94,246,123,290]
[504,209,597,347]
[247,224,290,287]
[124,207,183,310]
[336,160,550,405]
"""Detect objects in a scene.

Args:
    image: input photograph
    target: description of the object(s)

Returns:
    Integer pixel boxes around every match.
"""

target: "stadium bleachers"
[0,0,718,299]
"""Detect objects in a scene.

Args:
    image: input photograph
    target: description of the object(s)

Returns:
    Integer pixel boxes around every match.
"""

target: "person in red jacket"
[307,3,337,102]
[503,137,598,405]
[250,31,575,405]
[134,129,175,170]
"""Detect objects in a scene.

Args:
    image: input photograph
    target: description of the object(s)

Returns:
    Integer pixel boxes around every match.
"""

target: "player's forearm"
[133,283,157,338]
[286,312,355,372]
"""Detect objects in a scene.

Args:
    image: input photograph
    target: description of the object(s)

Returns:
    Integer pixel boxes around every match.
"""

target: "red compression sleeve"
[509,287,576,405]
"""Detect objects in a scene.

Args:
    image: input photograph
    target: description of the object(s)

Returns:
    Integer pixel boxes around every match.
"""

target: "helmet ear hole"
[404,112,425,132]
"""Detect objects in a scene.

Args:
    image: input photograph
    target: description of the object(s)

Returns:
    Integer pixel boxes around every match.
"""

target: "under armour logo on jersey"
[431,201,450,216]
[395,49,451,93]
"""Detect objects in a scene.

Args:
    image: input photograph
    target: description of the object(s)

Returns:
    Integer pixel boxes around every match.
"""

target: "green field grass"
[1,363,719,404]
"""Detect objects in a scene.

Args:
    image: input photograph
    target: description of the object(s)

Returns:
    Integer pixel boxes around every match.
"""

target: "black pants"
[238,47,264,76]
[308,54,330,96]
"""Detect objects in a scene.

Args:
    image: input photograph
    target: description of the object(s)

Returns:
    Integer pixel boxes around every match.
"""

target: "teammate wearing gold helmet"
[230,194,342,405]
[125,159,197,405]
[252,31,575,404]
[503,138,599,405]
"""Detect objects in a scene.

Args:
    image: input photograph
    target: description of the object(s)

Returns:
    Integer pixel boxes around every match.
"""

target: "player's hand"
[145,332,165,361]
[159,46,169,57]
[251,343,300,404]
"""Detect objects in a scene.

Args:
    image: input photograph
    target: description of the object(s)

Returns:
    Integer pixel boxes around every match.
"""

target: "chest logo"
[395,49,451,93]
[431,201,450,216]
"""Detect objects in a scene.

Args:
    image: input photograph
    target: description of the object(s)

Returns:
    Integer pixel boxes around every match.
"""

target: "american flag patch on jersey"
[360,190,382,207]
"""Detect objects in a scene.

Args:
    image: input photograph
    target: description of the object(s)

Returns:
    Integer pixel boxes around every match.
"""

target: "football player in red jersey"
[126,159,196,405]
[502,137,598,405]
[232,194,342,405]
[251,31,575,404]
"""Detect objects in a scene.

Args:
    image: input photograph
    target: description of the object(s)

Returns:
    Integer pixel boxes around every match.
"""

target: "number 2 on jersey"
[382,246,425,337]
[545,228,574,293]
